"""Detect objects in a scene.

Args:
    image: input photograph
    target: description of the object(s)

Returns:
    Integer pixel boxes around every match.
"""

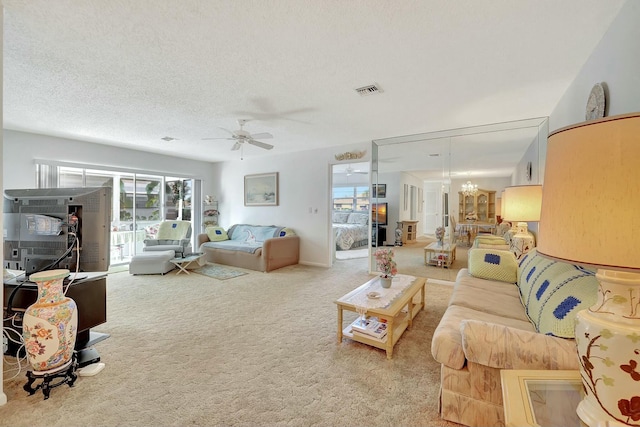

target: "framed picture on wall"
[373,184,386,198]
[244,172,279,206]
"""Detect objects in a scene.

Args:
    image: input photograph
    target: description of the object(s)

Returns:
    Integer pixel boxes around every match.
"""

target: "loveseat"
[197,224,299,272]
[431,248,599,427]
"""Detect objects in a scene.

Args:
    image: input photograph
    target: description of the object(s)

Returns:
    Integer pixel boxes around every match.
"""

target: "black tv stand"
[75,330,110,368]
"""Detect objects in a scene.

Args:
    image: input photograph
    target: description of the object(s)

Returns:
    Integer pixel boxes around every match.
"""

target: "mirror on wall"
[371,117,548,281]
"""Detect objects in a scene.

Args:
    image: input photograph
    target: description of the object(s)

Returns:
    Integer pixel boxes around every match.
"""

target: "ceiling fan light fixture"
[202,118,274,154]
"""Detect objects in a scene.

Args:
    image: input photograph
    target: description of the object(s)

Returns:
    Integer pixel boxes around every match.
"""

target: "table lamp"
[537,113,640,427]
[501,184,542,259]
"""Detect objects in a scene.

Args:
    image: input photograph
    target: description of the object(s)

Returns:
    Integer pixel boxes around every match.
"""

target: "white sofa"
[431,248,599,426]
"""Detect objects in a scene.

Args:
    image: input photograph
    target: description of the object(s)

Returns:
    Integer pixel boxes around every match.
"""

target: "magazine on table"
[350,316,388,339]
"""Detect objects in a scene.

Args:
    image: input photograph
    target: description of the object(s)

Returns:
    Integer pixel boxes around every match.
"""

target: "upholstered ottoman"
[129,250,176,275]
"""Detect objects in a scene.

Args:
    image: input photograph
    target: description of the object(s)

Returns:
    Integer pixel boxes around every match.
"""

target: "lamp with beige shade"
[501,184,542,259]
[537,113,640,427]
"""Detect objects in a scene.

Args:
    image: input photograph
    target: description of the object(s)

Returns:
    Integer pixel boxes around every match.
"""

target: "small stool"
[129,250,175,275]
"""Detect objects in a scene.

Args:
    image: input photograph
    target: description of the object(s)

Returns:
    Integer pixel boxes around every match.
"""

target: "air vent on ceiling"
[355,83,383,96]
[161,136,178,142]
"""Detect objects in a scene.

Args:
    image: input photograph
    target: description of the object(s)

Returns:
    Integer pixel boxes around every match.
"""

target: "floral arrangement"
[375,247,398,278]
[435,226,445,242]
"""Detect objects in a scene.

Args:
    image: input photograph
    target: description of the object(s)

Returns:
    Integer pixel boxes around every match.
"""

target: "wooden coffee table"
[424,242,456,268]
[170,253,206,275]
[335,275,426,359]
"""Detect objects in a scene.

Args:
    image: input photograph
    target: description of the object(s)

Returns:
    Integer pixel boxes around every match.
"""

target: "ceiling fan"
[202,119,274,152]
[339,165,368,176]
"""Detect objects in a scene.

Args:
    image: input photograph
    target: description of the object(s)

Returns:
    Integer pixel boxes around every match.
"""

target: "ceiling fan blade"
[231,142,242,151]
[247,139,274,150]
[249,132,273,140]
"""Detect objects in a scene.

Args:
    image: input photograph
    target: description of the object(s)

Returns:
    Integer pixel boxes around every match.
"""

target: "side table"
[500,369,586,427]
[170,253,206,275]
[424,242,456,268]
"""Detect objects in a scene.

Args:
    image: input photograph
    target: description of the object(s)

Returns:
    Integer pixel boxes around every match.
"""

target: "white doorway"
[422,182,444,236]
[331,162,370,262]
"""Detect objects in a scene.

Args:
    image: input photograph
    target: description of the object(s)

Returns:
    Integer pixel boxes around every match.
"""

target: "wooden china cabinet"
[458,189,496,223]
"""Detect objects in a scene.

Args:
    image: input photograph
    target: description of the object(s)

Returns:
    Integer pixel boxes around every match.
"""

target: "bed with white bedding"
[333,211,369,251]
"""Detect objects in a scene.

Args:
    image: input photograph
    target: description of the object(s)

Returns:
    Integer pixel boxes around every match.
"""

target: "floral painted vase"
[575,270,640,426]
[22,269,77,373]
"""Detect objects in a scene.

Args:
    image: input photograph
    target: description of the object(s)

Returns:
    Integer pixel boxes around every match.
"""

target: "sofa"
[197,224,299,272]
[431,248,600,427]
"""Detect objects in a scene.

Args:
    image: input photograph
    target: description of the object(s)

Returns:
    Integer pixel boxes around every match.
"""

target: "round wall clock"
[585,83,606,121]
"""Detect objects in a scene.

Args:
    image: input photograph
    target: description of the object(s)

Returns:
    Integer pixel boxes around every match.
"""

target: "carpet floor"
[1,259,462,427]
[335,237,468,284]
[191,262,249,280]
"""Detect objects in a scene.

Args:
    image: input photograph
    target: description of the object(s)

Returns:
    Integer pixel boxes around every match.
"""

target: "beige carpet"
[1,260,462,427]
[394,237,468,283]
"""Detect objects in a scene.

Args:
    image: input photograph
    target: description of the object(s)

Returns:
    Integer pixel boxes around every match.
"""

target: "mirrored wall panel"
[370,117,548,281]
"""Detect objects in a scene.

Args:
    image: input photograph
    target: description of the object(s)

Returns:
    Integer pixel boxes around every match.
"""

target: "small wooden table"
[424,242,456,268]
[501,369,585,427]
[170,253,206,275]
[335,275,426,359]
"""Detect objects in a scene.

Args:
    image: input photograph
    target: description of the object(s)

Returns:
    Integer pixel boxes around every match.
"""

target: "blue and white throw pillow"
[519,250,598,338]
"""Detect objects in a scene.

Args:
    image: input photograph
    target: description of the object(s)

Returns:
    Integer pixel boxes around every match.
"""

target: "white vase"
[395,222,403,246]
[575,270,640,427]
[380,275,392,289]
[22,269,78,373]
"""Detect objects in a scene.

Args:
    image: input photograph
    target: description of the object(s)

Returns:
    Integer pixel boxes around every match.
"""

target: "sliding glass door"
[40,165,199,266]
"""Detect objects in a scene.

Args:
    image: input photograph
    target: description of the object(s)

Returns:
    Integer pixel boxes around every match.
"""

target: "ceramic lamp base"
[575,269,640,427]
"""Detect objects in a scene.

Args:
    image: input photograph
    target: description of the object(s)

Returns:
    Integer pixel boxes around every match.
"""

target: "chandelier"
[461,180,478,196]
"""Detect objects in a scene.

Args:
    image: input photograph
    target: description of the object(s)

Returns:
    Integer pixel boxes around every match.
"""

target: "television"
[3,187,112,275]
[371,202,388,226]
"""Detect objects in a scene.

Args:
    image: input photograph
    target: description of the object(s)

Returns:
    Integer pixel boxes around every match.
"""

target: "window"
[36,163,200,266]
[333,186,369,211]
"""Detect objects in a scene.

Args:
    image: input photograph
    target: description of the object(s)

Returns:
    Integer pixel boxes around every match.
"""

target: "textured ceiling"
[3,0,626,166]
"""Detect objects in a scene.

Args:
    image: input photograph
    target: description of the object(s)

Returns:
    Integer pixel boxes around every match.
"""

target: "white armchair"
[143,220,192,257]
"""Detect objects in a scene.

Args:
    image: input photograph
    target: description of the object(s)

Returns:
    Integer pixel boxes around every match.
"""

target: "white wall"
[549,0,640,132]
[2,130,217,193]
[212,143,370,267]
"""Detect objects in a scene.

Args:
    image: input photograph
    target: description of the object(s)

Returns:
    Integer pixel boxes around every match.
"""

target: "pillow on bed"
[347,213,368,225]
[332,212,350,224]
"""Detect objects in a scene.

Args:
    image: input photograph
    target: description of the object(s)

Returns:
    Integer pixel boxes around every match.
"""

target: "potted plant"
[375,247,398,288]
